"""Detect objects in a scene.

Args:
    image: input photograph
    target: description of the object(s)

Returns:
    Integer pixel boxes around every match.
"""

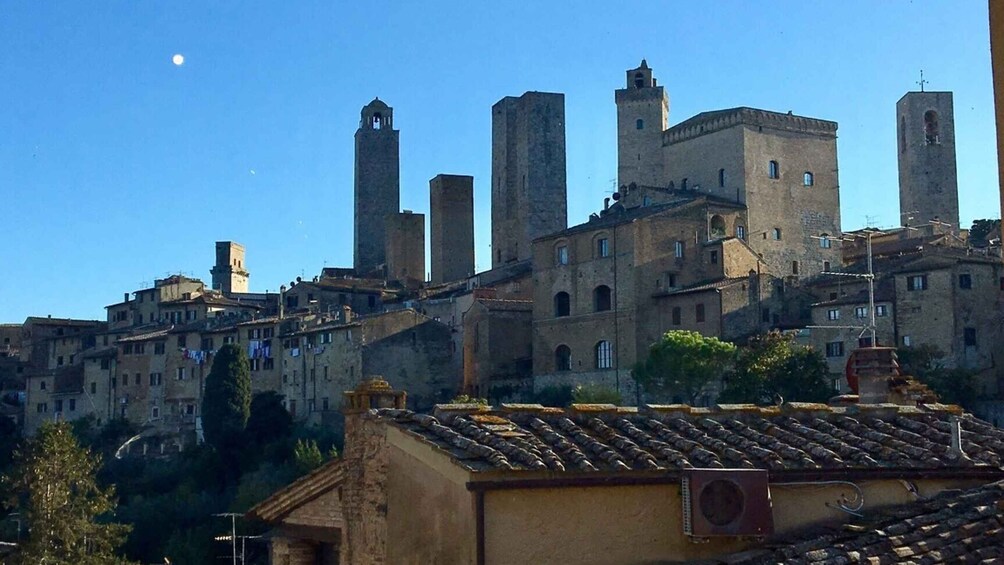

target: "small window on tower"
[803,172,814,186]
[634,72,645,88]
[718,168,726,188]
[924,110,939,144]
[636,119,644,130]
[768,160,780,179]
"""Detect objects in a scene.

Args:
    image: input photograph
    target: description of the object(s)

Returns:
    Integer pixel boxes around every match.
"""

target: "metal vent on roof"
[682,469,773,539]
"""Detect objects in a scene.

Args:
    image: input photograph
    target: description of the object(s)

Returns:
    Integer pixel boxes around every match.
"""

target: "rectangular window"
[823,261,831,272]
[667,274,677,289]
[854,306,868,319]
[57,356,63,366]
[154,342,165,355]
[876,305,889,317]
[37,403,47,413]
[152,406,160,419]
[320,332,332,344]
[322,397,329,411]
[792,261,799,275]
[827,309,840,321]
[959,274,972,289]
[858,337,873,348]
[90,382,97,394]
[695,303,705,323]
[177,367,186,380]
[674,241,685,259]
[250,358,261,371]
[186,404,195,415]
[672,307,681,326]
[135,373,141,385]
[201,338,214,351]
[264,357,274,370]
[819,237,831,249]
[709,250,718,264]
[768,160,779,179]
[903,335,912,347]
[178,335,187,348]
[964,327,977,347]
[55,399,63,412]
[907,275,928,291]
[825,341,845,357]
[123,344,133,355]
[597,238,609,258]
[556,245,568,265]
[68,398,76,411]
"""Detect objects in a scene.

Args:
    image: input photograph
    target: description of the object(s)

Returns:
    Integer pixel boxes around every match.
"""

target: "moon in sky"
[172,54,184,66]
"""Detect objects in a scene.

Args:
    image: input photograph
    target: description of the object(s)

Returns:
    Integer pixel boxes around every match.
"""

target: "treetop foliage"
[633,330,737,404]
[201,343,252,454]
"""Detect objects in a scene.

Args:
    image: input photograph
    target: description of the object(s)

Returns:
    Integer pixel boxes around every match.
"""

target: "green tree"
[531,384,574,407]
[968,218,1001,247]
[571,383,622,405]
[5,421,134,565]
[720,332,832,404]
[633,331,736,404]
[897,345,979,409]
[245,391,292,444]
[202,343,251,455]
[292,439,325,475]
[449,394,489,406]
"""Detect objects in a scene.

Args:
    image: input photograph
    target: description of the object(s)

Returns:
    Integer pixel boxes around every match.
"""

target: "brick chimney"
[338,376,405,564]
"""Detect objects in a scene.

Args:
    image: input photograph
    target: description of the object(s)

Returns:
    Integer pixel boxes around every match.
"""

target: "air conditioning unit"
[682,469,773,538]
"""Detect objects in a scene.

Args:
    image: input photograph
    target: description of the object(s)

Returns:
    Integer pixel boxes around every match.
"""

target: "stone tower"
[354,98,401,276]
[491,91,567,268]
[384,211,425,285]
[429,174,475,283]
[210,241,249,295]
[616,60,669,187]
[897,91,960,232]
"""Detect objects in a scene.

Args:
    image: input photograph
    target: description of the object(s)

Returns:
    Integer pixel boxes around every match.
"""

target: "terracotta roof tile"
[372,404,1004,474]
[727,481,1004,564]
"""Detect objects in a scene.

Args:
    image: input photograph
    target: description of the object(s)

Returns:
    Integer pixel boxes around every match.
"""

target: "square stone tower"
[354,98,401,276]
[491,91,567,268]
[210,241,249,295]
[897,91,960,232]
[429,174,475,284]
[615,59,669,188]
[385,211,425,285]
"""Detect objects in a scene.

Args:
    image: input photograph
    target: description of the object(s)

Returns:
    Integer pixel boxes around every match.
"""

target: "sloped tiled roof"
[476,299,533,312]
[726,480,1004,564]
[371,403,1004,473]
[655,277,749,297]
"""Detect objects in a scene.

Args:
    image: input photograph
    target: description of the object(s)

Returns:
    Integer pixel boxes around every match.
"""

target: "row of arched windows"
[555,341,613,371]
[554,286,612,317]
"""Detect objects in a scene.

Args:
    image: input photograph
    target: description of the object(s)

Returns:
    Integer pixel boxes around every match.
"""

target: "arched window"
[736,225,746,240]
[636,119,644,130]
[718,168,726,188]
[772,228,782,240]
[372,113,382,129]
[593,285,612,312]
[634,72,645,88]
[555,345,571,371]
[819,233,832,249]
[924,110,939,144]
[595,341,613,369]
[768,160,780,179]
[681,178,688,190]
[709,215,726,239]
[554,292,570,317]
[803,172,814,186]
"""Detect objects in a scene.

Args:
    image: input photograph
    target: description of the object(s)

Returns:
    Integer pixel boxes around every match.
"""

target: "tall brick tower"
[897,91,960,232]
[354,98,401,275]
[615,59,669,188]
[210,241,249,295]
[491,91,567,268]
[429,174,475,283]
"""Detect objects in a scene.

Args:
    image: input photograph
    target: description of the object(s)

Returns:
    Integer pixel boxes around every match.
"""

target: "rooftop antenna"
[917,70,928,93]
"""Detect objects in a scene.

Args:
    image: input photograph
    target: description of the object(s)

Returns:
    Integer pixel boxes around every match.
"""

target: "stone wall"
[354,99,400,275]
[385,211,425,285]
[897,92,960,232]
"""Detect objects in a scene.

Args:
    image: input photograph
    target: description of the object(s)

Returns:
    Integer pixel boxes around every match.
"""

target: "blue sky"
[1,1,998,322]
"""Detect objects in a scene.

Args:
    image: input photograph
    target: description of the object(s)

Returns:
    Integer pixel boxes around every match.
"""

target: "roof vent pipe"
[604,197,610,211]
[950,416,971,461]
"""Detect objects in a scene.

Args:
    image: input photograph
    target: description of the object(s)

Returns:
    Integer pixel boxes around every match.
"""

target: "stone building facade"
[615,60,668,187]
[531,195,775,399]
[353,98,400,276]
[897,91,960,232]
[660,106,842,279]
[491,91,567,267]
[384,210,425,286]
[462,298,533,400]
[429,174,475,284]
